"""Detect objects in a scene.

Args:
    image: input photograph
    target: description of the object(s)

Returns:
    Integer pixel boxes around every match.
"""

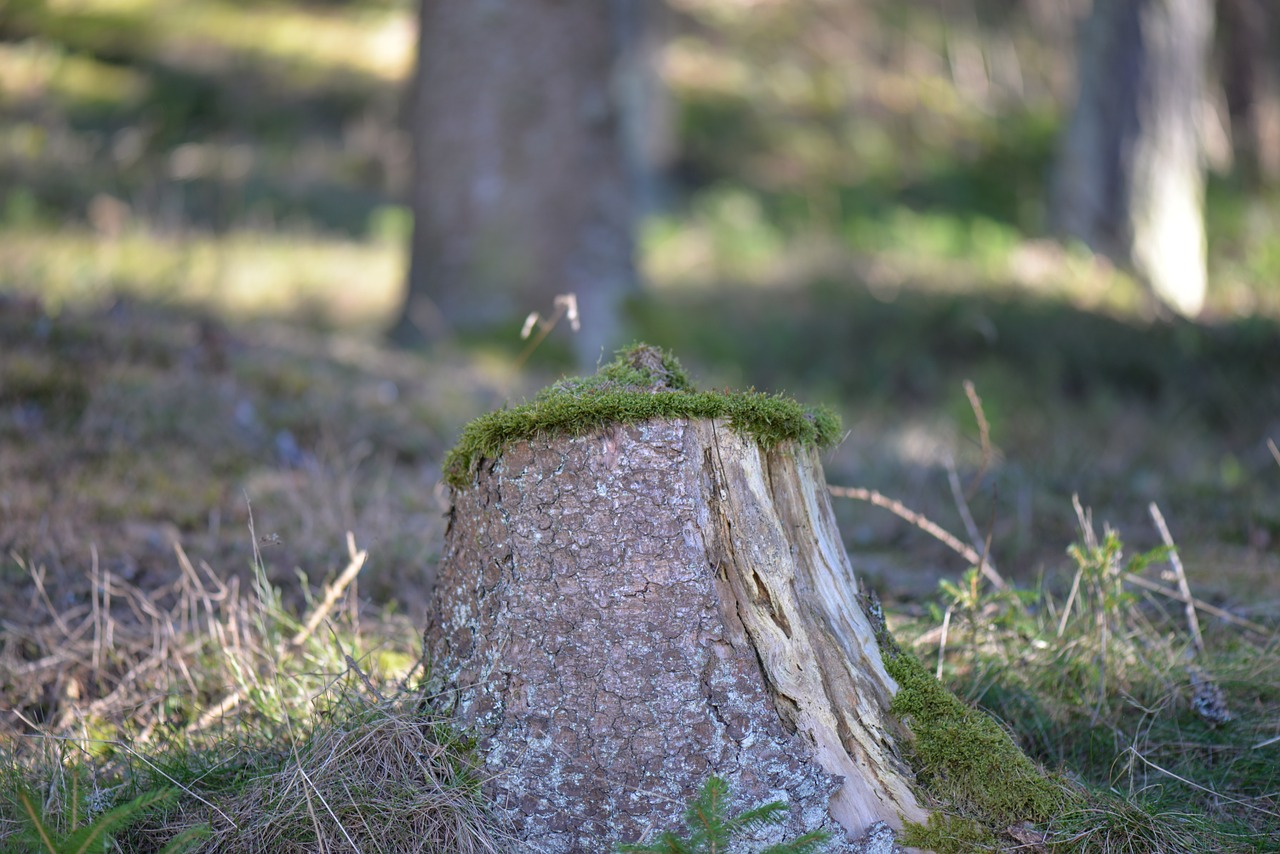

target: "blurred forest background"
[2,0,1280,848]
[2,0,1278,602]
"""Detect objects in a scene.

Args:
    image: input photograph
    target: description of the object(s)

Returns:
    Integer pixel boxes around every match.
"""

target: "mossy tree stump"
[426,347,930,851]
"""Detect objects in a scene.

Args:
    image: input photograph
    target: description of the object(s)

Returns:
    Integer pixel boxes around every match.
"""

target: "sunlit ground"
[0,0,413,325]
[0,224,405,327]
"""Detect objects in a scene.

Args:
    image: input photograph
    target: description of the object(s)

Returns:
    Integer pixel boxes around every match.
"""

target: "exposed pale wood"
[702,424,929,833]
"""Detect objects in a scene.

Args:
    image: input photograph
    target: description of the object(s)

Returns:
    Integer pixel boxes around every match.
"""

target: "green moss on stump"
[882,647,1078,852]
[443,344,841,488]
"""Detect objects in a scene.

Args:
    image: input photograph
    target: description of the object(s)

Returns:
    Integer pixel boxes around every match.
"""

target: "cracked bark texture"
[426,418,928,851]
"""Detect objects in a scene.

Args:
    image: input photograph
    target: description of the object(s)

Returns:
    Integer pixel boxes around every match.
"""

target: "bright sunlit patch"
[162,1,414,83]
[0,227,405,330]
[35,0,414,83]
[661,37,753,96]
[889,420,962,469]
[46,0,157,11]
[0,42,150,108]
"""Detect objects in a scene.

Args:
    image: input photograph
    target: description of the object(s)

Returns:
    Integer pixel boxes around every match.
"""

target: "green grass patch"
[891,513,1280,852]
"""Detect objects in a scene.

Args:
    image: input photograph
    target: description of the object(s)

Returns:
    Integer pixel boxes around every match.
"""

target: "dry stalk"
[514,293,580,371]
[1119,572,1268,635]
[1058,495,1094,638]
[936,607,952,679]
[944,454,1008,590]
[192,514,368,733]
[962,379,992,500]
[292,532,368,649]
[1148,502,1204,655]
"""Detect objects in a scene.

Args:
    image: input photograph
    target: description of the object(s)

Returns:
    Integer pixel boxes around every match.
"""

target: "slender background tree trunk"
[1053,0,1214,317]
[1218,0,1280,184]
[393,0,642,365]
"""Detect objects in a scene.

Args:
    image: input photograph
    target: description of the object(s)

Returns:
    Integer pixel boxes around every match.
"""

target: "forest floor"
[2,0,1280,849]
[2,288,1279,851]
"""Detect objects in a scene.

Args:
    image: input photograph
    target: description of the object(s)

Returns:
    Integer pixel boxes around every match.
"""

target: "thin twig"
[1120,572,1268,635]
[831,483,1008,590]
[291,534,368,649]
[1148,503,1204,655]
[829,485,980,566]
[944,454,1008,590]
[1269,438,1280,470]
[962,379,991,499]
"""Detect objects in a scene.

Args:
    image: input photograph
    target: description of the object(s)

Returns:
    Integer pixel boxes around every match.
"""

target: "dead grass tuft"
[1,521,509,852]
[181,684,514,853]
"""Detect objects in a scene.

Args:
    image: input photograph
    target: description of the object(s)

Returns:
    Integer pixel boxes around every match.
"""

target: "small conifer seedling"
[615,775,830,854]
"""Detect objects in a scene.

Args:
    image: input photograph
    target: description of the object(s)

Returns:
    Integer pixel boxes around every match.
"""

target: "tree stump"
[426,351,929,851]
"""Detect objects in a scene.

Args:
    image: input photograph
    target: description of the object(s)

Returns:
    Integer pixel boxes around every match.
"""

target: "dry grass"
[0,295,543,851]
[1,516,511,851]
[182,687,514,853]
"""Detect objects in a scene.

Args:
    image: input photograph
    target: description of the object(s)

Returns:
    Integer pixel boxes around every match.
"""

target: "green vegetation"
[883,648,1071,847]
[882,516,1280,852]
[616,775,830,854]
[444,344,841,488]
[0,524,509,852]
[12,782,207,854]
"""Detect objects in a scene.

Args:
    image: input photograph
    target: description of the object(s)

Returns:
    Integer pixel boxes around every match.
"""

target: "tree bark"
[1053,0,1214,317]
[1218,0,1280,183]
[426,418,928,851]
[392,0,641,366]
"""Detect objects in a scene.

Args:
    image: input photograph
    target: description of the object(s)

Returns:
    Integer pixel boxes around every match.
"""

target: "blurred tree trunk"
[426,416,929,850]
[392,0,646,366]
[1053,0,1214,317]
[1218,0,1279,183]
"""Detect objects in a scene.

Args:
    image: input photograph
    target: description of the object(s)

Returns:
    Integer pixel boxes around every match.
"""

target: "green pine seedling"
[616,775,830,854]
[13,782,208,854]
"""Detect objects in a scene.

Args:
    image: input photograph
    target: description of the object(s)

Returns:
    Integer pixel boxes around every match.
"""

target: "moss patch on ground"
[878,641,1076,852]
[443,344,841,488]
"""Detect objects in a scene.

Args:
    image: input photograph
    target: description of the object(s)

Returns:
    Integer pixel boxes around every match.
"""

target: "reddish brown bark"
[426,418,927,851]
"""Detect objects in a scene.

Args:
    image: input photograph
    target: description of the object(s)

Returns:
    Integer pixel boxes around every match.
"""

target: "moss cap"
[443,344,841,488]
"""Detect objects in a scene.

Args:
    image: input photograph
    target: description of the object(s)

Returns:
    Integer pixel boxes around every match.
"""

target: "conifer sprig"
[617,775,830,854]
